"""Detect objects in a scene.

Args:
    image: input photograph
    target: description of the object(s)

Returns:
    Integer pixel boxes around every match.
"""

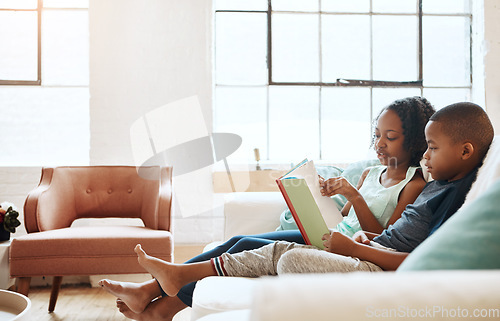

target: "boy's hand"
[322,231,357,257]
[320,177,359,201]
[352,231,371,245]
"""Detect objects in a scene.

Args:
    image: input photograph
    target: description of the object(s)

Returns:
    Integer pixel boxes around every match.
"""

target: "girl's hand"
[318,175,325,189]
[322,231,357,256]
[320,177,360,201]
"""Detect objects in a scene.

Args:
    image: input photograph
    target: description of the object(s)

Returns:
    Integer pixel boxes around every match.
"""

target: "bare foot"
[135,244,182,297]
[117,299,142,320]
[99,279,153,314]
[117,296,186,321]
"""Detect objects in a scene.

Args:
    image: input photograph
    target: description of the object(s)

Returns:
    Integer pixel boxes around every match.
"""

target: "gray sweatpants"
[218,241,383,277]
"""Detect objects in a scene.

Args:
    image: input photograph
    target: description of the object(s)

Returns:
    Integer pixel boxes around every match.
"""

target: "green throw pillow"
[398,179,500,271]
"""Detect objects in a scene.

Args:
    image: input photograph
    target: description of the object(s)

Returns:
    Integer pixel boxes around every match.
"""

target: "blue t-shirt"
[373,168,478,253]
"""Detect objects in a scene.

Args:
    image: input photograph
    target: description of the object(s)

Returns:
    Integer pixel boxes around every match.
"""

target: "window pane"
[44,0,89,8]
[373,15,418,81]
[423,16,470,86]
[215,0,267,11]
[0,11,38,81]
[321,0,370,13]
[215,12,267,85]
[372,88,422,116]
[423,0,470,14]
[373,0,417,13]
[215,87,268,161]
[0,0,36,9]
[269,86,319,160]
[321,87,371,162]
[272,13,319,82]
[423,88,471,110]
[322,15,370,82]
[272,0,319,12]
[0,87,89,166]
[42,10,89,86]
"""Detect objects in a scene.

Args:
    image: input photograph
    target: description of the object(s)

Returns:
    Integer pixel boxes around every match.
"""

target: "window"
[214,0,472,164]
[0,0,40,85]
[0,0,89,165]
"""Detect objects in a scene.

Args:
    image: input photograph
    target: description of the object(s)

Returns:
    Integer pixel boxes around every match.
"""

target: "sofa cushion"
[191,276,255,320]
[196,309,251,321]
[251,271,500,321]
[459,135,500,208]
[223,192,286,239]
[397,179,500,271]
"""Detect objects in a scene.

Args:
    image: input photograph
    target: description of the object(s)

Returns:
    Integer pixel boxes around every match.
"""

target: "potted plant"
[0,202,21,241]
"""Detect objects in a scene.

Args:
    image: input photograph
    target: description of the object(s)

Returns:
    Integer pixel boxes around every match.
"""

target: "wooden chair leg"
[49,276,63,313]
[16,277,31,296]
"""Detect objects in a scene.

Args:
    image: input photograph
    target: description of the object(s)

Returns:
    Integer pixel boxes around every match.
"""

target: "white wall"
[88,0,222,243]
[89,0,213,164]
[483,0,500,132]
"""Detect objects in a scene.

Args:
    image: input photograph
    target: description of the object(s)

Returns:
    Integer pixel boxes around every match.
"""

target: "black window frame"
[266,0,423,88]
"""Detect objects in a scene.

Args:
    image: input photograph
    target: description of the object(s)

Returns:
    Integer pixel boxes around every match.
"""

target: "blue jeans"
[165,230,304,306]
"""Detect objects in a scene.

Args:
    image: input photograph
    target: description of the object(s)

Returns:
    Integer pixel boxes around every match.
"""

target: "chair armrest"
[140,166,173,231]
[23,167,77,232]
[23,167,53,233]
[157,166,173,231]
[223,192,287,239]
[250,271,500,321]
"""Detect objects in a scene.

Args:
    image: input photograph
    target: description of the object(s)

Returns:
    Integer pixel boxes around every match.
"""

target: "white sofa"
[192,137,500,321]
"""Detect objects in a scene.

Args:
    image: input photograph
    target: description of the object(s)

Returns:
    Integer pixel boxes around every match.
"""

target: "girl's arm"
[323,168,386,233]
[323,232,408,271]
[335,169,370,217]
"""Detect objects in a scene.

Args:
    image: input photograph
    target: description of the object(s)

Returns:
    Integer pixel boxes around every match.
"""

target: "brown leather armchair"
[9,166,173,312]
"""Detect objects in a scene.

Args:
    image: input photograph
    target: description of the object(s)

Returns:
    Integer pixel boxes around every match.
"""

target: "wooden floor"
[18,245,205,321]
[25,285,192,321]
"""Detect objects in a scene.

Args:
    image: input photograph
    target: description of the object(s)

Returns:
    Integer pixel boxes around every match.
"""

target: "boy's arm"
[323,232,408,271]
[351,242,408,271]
[353,230,380,241]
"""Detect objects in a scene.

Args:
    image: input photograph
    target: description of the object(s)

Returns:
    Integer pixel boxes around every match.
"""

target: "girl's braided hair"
[373,96,436,167]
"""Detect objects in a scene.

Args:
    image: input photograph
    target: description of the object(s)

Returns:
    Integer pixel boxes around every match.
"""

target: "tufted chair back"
[24,166,172,232]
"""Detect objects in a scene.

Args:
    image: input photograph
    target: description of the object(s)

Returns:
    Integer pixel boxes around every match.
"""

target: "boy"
[101,102,494,320]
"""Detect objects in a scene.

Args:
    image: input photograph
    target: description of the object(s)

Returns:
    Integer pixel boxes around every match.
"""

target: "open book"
[276,159,343,249]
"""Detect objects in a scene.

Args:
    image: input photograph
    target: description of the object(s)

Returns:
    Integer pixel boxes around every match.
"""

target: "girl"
[99,96,435,321]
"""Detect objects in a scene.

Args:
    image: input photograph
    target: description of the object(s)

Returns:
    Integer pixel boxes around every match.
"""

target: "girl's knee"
[226,235,246,246]
[233,237,256,249]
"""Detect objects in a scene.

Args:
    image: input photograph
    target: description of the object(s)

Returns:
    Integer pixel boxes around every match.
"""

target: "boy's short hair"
[430,102,494,160]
